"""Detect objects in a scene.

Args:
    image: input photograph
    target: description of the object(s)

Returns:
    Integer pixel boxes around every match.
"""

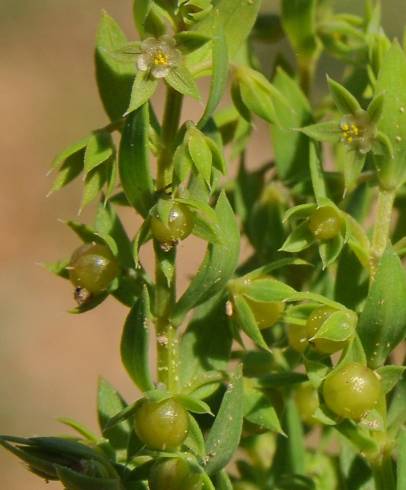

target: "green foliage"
[4,1,406,490]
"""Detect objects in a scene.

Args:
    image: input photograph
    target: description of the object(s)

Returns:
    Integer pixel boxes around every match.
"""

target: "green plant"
[2,1,406,489]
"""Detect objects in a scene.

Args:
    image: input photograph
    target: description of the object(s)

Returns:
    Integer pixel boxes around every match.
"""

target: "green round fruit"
[322,363,381,420]
[134,398,189,450]
[305,306,347,354]
[245,298,285,330]
[149,458,202,490]
[294,383,319,424]
[233,483,260,490]
[308,206,342,241]
[286,324,308,353]
[69,243,119,294]
[151,202,194,246]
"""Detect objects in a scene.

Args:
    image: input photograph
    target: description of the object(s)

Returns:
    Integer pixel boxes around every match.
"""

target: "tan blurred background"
[0,1,404,488]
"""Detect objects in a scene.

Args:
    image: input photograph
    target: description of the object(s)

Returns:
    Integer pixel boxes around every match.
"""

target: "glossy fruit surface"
[322,363,381,420]
[151,202,194,246]
[305,306,347,354]
[294,383,319,424]
[308,206,342,241]
[149,458,202,490]
[245,298,285,329]
[69,243,119,294]
[286,323,308,353]
[134,398,189,450]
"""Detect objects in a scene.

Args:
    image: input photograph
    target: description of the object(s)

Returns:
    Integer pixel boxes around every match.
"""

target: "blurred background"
[0,0,404,488]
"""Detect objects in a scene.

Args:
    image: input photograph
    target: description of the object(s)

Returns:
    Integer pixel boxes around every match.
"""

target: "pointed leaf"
[358,247,406,368]
[204,366,244,474]
[121,287,154,391]
[95,11,135,120]
[171,192,239,326]
[166,64,201,99]
[233,294,269,351]
[327,76,362,115]
[119,104,154,217]
[97,378,130,450]
[125,71,158,116]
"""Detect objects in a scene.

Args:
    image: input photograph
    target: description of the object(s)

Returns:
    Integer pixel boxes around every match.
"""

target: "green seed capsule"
[286,324,308,353]
[245,298,285,330]
[151,202,194,247]
[134,398,189,450]
[149,458,202,490]
[323,363,381,420]
[69,243,119,295]
[294,383,319,424]
[305,306,347,354]
[308,206,342,241]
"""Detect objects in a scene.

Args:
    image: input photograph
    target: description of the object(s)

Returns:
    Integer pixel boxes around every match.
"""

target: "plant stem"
[370,188,395,279]
[156,86,183,190]
[371,452,396,490]
[154,85,183,392]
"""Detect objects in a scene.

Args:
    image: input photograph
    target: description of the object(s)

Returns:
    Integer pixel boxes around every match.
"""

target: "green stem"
[371,452,396,490]
[156,86,183,190]
[370,188,395,279]
[154,85,183,392]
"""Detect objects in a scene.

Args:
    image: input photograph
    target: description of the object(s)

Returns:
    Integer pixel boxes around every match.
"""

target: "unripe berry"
[149,458,202,490]
[151,202,194,248]
[308,206,342,241]
[134,398,189,450]
[245,298,285,330]
[294,383,319,424]
[286,324,308,353]
[322,363,381,420]
[69,243,119,295]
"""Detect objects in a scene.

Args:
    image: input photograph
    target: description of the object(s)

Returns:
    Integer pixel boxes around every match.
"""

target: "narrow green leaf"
[388,377,406,432]
[374,42,406,187]
[204,366,244,475]
[281,0,318,60]
[309,142,327,203]
[271,68,313,183]
[51,136,90,171]
[215,470,233,490]
[58,417,99,443]
[242,278,295,302]
[95,11,135,121]
[49,150,84,194]
[375,365,406,394]
[43,259,70,279]
[175,395,213,415]
[84,131,114,174]
[358,247,406,368]
[179,294,232,399]
[121,287,154,391]
[299,120,341,143]
[166,64,201,99]
[133,0,152,37]
[327,76,362,115]
[171,192,239,326]
[192,0,261,59]
[280,221,315,253]
[397,430,406,490]
[244,387,283,434]
[239,76,276,124]
[95,202,134,268]
[119,104,154,217]
[198,23,229,128]
[184,414,206,457]
[311,310,356,342]
[318,232,344,269]
[125,71,158,116]
[188,128,213,185]
[56,466,121,490]
[367,93,385,125]
[97,378,130,451]
[80,164,108,211]
[233,294,269,351]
